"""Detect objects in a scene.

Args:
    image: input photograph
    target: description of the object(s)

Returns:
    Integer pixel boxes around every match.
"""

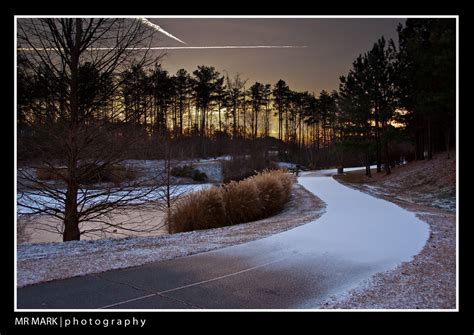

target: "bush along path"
[168,170,292,233]
[17,167,432,309]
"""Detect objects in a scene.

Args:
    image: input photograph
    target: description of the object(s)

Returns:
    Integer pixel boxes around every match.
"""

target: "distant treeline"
[18,18,455,172]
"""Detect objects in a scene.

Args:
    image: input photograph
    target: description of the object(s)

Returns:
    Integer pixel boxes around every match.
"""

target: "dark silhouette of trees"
[121,63,151,129]
[225,73,247,138]
[249,82,264,139]
[17,18,160,241]
[396,19,456,160]
[192,66,221,136]
[262,84,272,138]
[338,55,375,177]
[172,69,192,136]
[365,37,398,174]
[214,76,227,133]
[273,80,290,141]
[149,64,173,135]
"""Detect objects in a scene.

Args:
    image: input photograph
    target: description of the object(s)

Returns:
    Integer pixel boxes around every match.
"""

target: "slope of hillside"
[335,151,456,212]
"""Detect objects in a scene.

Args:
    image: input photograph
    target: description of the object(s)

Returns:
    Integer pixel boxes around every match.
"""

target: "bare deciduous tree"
[17,18,164,241]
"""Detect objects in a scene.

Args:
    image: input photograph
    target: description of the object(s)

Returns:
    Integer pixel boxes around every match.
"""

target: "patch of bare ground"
[17,182,326,287]
[323,152,456,309]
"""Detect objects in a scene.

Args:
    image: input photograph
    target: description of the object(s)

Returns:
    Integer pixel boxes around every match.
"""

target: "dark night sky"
[147,18,405,94]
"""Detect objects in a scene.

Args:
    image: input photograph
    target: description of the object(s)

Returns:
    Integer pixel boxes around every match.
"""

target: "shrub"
[171,164,208,182]
[275,170,293,203]
[222,179,262,224]
[192,169,208,182]
[170,164,195,178]
[252,171,287,216]
[168,170,292,233]
[168,188,226,233]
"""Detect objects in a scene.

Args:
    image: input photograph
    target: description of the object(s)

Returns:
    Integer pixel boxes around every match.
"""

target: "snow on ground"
[276,162,297,170]
[17,183,325,287]
[340,154,456,213]
[123,157,227,183]
[192,161,223,182]
[196,155,232,162]
[264,170,429,266]
[18,167,431,308]
[319,192,456,309]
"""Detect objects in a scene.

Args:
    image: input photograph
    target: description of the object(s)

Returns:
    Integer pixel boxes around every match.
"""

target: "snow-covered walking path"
[17,168,429,309]
[282,169,429,265]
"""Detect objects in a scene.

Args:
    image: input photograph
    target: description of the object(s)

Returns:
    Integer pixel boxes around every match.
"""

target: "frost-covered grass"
[333,153,456,213]
[168,170,292,233]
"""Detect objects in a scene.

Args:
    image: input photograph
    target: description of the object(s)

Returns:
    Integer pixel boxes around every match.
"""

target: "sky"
[146,18,405,94]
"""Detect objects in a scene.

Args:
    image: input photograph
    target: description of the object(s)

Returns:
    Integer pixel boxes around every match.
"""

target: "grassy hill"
[335,151,456,212]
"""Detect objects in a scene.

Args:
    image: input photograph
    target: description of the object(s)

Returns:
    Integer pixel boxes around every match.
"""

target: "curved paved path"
[17,168,429,309]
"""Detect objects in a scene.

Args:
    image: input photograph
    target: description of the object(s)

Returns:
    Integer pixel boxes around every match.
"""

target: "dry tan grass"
[222,179,262,224]
[252,170,289,216]
[168,188,227,233]
[168,170,292,233]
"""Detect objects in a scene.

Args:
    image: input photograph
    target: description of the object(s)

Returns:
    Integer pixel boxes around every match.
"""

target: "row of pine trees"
[18,18,455,172]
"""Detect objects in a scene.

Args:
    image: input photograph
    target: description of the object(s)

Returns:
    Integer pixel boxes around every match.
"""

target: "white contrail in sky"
[18,45,306,51]
[18,19,306,51]
[137,17,187,45]
[145,45,306,50]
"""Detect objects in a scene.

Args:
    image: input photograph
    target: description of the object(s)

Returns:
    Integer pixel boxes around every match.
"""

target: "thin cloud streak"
[18,45,307,51]
[137,17,187,45]
[146,45,307,49]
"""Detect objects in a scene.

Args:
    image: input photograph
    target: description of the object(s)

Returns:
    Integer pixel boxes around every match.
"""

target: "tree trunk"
[278,110,282,141]
[374,106,382,172]
[232,104,237,138]
[418,127,425,160]
[415,128,420,160]
[200,107,206,137]
[63,178,80,241]
[316,122,320,151]
[63,18,82,242]
[179,99,184,135]
[384,139,391,175]
[218,102,222,132]
[242,100,246,139]
[427,119,433,160]
[365,152,372,177]
[254,109,258,139]
[445,127,451,159]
